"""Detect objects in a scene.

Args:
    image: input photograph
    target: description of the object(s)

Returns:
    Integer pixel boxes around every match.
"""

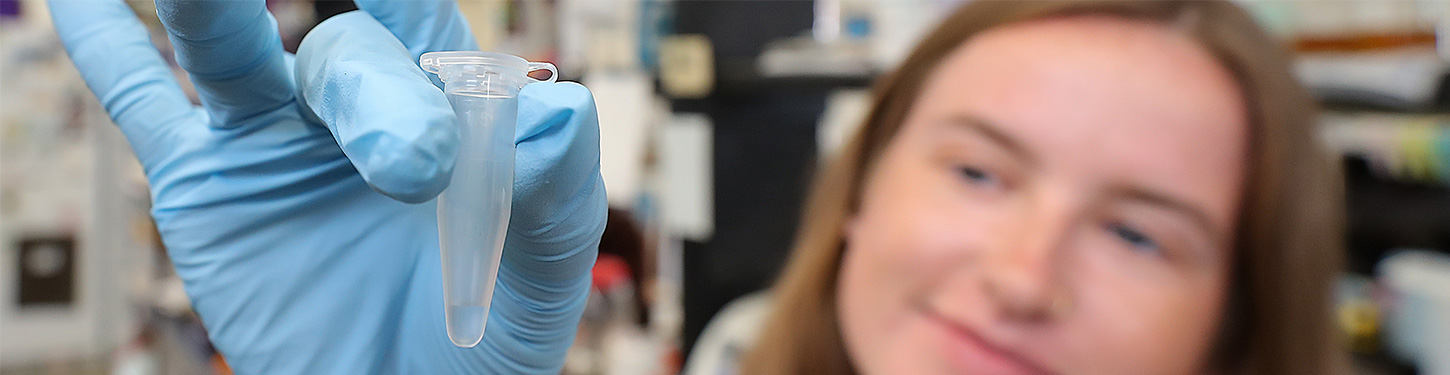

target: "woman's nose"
[981,203,1074,322]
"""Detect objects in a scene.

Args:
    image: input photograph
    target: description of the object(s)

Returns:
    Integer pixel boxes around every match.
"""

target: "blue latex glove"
[48,0,606,373]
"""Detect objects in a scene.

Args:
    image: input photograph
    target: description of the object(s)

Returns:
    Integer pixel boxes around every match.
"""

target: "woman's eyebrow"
[946,114,1038,167]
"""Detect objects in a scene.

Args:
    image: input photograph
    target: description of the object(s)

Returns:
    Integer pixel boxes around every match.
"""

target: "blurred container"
[1379,250,1450,374]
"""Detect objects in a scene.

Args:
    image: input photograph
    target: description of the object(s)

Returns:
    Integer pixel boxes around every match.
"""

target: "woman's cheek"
[840,158,970,372]
[851,165,979,300]
[1057,248,1227,375]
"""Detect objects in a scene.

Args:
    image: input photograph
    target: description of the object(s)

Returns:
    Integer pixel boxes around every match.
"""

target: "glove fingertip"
[521,82,595,111]
[350,118,458,204]
[517,82,597,143]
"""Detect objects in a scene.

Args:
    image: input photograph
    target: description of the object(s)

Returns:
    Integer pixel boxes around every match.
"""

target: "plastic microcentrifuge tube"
[420,51,557,348]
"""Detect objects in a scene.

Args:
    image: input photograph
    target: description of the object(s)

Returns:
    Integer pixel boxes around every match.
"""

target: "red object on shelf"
[592,254,633,291]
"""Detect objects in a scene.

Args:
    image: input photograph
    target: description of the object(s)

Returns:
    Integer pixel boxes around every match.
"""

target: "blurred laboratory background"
[3,0,1450,374]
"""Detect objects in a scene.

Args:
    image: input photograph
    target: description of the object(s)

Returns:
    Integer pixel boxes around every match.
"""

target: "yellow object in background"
[456,0,507,52]
[659,35,714,99]
[1338,298,1380,354]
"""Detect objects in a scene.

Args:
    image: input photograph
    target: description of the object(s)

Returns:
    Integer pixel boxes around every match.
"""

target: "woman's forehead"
[908,15,1250,228]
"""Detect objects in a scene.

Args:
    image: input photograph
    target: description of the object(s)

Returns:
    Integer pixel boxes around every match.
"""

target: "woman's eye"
[1108,223,1161,255]
[957,166,999,186]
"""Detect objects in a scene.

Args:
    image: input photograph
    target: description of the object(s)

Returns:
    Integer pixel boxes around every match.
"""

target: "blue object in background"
[845,14,872,40]
[638,0,674,72]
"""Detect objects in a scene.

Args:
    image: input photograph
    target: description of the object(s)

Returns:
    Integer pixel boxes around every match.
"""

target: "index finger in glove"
[154,0,293,125]
[295,11,458,203]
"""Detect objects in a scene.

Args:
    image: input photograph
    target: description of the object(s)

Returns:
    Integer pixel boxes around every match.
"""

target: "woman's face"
[837,17,1248,375]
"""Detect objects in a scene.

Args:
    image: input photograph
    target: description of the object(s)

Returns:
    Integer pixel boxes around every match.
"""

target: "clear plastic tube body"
[422,52,556,348]
[437,88,516,348]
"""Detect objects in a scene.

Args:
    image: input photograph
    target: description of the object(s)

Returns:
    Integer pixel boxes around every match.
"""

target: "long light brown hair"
[744,1,1345,374]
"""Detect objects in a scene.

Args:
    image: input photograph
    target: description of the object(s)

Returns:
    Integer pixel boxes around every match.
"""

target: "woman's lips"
[920,303,1055,375]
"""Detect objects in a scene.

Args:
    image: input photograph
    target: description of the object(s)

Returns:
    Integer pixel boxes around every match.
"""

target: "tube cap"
[420,51,557,84]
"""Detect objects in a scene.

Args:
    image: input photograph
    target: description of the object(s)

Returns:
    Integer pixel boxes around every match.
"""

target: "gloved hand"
[48,0,606,373]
